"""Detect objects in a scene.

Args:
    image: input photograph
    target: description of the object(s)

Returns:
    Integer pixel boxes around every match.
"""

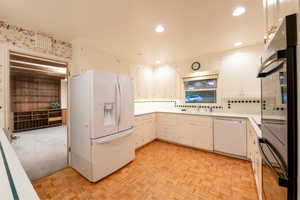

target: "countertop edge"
[0,131,40,200]
[135,110,262,138]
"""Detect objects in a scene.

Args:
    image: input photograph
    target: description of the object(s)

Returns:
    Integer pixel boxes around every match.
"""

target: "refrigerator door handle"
[117,78,121,127]
[115,82,119,126]
[93,128,133,144]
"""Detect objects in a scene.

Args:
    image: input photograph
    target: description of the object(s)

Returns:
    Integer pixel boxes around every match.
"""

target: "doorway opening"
[9,51,68,181]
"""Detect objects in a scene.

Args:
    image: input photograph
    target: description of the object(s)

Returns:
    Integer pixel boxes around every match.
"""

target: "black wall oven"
[258,14,297,200]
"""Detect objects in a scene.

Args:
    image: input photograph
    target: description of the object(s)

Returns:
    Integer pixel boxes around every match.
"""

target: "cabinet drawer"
[135,113,155,121]
[135,114,155,125]
[157,126,178,141]
[156,117,177,126]
[178,115,213,128]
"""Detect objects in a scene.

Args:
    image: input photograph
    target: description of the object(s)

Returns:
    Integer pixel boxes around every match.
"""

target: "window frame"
[182,71,219,105]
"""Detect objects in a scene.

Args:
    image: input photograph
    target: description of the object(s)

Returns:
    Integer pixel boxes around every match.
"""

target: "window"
[184,77,217,103]
[279,72,287,104]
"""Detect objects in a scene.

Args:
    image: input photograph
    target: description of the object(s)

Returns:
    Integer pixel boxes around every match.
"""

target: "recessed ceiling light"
[155,25,165,33]
[156,60,161,64]
[234,42,243,47]
[232,7,246,16]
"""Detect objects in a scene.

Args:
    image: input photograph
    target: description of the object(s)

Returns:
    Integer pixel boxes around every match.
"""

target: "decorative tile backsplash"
[0,21,72,59]
[226,98,262,109]
[134,97,261,115]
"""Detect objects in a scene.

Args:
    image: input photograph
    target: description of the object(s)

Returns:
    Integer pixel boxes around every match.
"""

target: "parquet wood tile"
[32,140,258,200]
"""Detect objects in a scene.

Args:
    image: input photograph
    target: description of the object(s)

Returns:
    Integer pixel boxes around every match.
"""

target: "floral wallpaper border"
[0,20,72,59]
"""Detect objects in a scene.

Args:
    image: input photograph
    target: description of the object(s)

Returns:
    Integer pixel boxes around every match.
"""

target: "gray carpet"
[12,126,67,181]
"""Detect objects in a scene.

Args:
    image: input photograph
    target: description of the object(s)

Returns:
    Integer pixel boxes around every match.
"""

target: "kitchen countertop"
[135,109,262,138]
[0,130,40,200]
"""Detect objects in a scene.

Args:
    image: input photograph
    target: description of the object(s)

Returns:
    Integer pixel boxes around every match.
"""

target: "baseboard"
[156,138,248,161]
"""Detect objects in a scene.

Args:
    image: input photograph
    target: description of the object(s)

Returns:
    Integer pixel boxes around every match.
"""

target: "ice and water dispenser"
[103,103,115,126]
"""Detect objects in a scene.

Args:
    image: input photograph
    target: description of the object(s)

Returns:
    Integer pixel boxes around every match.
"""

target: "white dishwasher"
[213,118,246,157]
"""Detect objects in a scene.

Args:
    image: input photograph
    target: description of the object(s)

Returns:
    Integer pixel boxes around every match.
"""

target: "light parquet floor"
[33,140,258,200]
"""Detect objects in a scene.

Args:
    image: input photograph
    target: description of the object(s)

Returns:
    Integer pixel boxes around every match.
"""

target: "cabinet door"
[178,115,213,150]
[144,116,155,143]
[246,122,253,159]
[133,121,144,148]
[134,114,156,149]
[264,0,299,43]
[254,137,263,200]
[266,0,279,31]
[278,0,299,22]
[156,113,178,141]
[257,151,263,200]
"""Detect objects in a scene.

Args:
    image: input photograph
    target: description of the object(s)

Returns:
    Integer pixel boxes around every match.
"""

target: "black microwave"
[258,14,298,200]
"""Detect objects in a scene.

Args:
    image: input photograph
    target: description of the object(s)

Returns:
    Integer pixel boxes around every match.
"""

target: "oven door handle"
[258,138,288,187]
[258,50,286,78]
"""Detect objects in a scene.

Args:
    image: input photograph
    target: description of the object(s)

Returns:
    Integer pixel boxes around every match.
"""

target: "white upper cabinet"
[263,0,299,44]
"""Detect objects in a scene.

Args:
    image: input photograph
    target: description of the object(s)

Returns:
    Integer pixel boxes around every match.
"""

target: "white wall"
[60,79,68,109]
[71,38,157,100]
[130,64,154,99]
[132,44,264,100]
[71,38,131,77]
[0,45,4,129]
[152,44,264,101]
[131,44,264,114]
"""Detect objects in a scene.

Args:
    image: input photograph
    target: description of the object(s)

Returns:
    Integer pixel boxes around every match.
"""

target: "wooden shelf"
[13,109,62,132]
[13,101,55,103]
[10,72,61,112]
[14,87,58,90]
[12,95,59,97]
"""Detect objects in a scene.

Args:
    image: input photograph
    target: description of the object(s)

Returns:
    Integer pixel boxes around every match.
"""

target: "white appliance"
[213,118,246,157]
[70,70,135,182]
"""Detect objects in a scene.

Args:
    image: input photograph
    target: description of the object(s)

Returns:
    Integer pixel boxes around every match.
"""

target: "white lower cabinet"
[156,113,213,151]
[134,113,156,149]
[156,113,178,142]
[247,121,263,200]
[178,115,213,150]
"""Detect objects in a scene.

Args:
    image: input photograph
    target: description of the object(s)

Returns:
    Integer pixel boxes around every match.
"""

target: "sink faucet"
[209,107,213,112]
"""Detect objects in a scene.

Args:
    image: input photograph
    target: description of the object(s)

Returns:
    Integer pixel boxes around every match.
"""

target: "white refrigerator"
[70,70,135,182]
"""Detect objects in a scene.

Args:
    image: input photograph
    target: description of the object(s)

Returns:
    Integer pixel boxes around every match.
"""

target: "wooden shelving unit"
[10,72,61,112]
[9,52,68,132]
[13,109,63,132]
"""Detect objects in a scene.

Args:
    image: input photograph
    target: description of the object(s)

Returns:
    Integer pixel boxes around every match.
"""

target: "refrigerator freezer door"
[117,75,134,132]
[91,71,119,139]
[90,128,135,182]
